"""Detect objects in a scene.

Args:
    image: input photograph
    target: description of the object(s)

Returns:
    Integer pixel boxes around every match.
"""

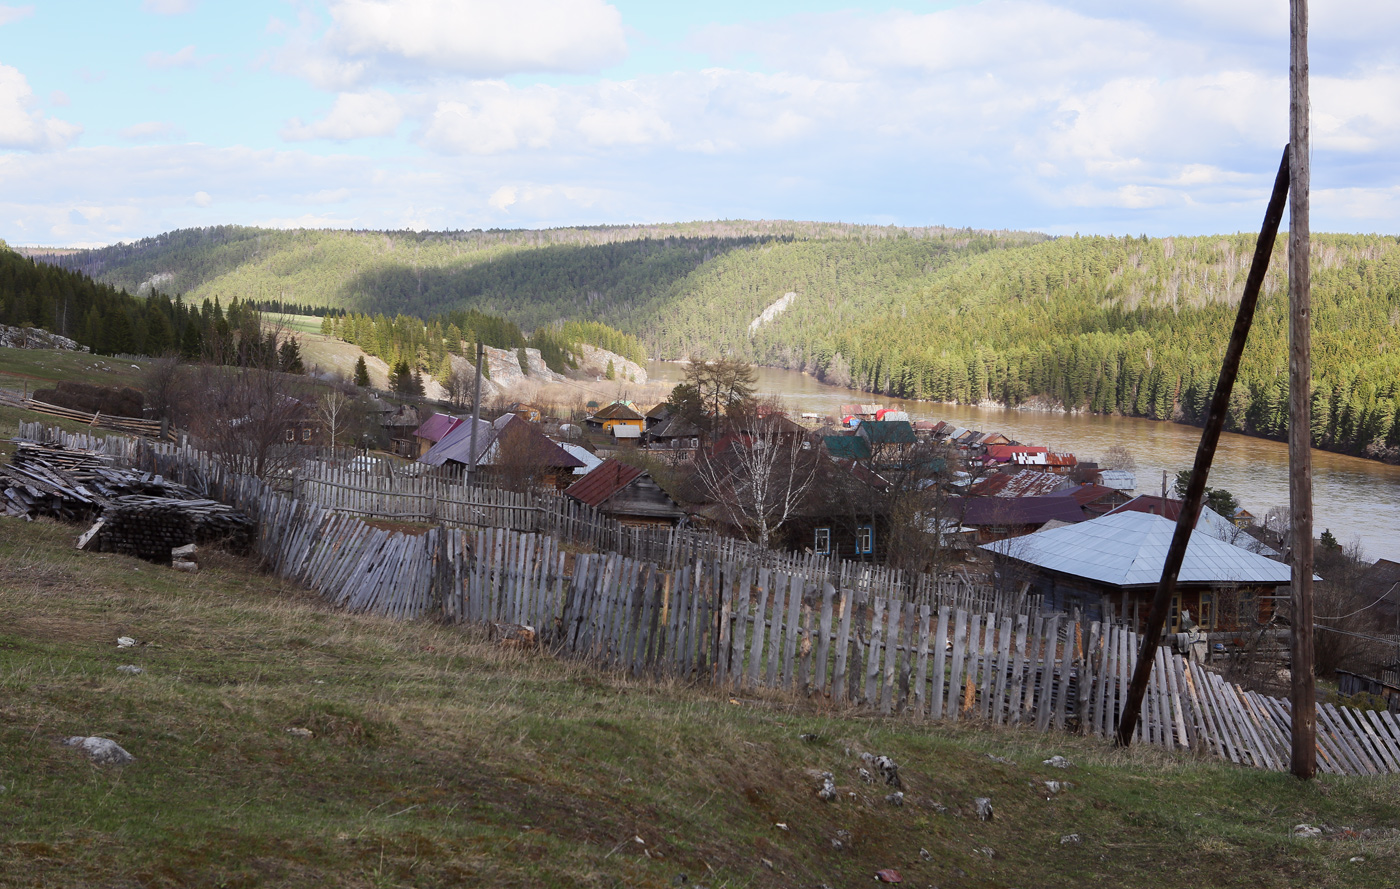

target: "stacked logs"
[4,439,254,563]
[82,496,254,563]
[2,441,199,520]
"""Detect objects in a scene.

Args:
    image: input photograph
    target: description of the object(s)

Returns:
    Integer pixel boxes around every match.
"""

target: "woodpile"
[80,496,253,562]
[3,439,254,563]
[1,441,196,521]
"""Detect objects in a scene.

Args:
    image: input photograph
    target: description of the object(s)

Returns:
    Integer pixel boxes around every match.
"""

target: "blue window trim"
[857,524,874,554]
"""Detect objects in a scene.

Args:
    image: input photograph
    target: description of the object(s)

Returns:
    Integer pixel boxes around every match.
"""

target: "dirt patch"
[362,519,436,536]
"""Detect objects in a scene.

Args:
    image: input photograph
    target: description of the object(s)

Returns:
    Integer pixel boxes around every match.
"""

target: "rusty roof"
[590,402,644,421]
[563,458,644,507]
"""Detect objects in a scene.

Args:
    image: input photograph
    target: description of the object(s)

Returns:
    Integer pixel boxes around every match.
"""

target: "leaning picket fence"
[246,484,1400,776]
[13,422,1400,776]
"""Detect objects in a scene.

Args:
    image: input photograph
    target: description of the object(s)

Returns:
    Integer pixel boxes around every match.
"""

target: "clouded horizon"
[1,0,1397,247]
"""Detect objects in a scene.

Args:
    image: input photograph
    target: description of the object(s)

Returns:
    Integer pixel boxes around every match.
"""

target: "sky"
[0,0,1397,247]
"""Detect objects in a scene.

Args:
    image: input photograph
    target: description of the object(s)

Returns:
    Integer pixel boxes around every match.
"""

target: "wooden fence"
[4,393,171,440]
[246,484,1400,776]
[14,422,1400,775]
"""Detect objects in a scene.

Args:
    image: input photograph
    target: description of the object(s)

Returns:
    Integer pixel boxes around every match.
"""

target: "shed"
[564,458,686,527]
[980,511,1296,633]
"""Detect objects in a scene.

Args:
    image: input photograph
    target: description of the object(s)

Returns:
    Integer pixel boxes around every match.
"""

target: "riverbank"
[648,362,1400,562]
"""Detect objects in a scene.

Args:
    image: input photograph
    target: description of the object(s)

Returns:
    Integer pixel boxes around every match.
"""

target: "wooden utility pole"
[1288,0,1317,779]
[467,340,484,482]
[1115,147,1290,748]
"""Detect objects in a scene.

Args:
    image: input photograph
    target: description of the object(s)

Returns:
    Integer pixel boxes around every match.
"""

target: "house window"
[302,428,312,442]
[814,527,831,555]
[285,429,295,442]
[856,524,874,554]
[1200,593,1213,631]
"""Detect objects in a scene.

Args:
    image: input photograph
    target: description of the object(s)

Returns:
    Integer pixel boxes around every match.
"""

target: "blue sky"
[1,0,1397,246]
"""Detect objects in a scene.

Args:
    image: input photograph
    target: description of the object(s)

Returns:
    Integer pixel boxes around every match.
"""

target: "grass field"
[3,517,1400,888]
[0,348,147,392]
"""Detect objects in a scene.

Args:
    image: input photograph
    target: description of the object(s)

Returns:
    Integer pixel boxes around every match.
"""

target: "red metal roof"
[563,458,644,507]
[414,412,462,442]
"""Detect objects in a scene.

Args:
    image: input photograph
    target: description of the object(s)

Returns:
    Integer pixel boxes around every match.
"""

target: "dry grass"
[3,517,1400,888]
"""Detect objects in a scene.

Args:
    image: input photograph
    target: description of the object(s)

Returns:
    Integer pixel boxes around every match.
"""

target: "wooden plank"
[1008,614,1028,727]
[992,617,1013,726]
[764,573,788,689]
[1191,662,1241,764]
[929,606,949,721]
[866,596,886,707]
[782,573,803,692]
[1036,615,1060,733]
[1363,709,1400,773]
[799,592,817,695]
[1024,614,1045,726]
[832,588,853,705]
[814,582,835,695]
[880,598,900,714]
[731,566,754,689]
[747,568,771,689]
[1317,703,1371,775]
[1336,705,1386,774]
[946,609,968,722]
[913,605,931,718]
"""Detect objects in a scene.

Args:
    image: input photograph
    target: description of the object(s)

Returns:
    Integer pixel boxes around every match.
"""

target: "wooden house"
[980,511,1295,633]
[564,458,686,527]
[586,401,645,433]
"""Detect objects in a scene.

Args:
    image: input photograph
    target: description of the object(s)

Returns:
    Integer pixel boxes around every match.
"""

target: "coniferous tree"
[354,355,370,387]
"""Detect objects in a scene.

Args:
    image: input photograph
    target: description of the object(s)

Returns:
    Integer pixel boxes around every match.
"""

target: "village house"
[413,412,463,458]
[585,401,645,434]
[381,403,421,457]
[563,458,687,527]
[980,511,1295,634]
[419,414,583,489]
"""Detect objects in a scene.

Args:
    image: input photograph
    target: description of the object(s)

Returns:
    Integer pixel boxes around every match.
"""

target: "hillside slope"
[27,224,1400,458]
[3,516,1399,887]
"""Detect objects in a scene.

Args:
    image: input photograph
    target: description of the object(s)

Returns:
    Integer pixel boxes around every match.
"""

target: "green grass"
[2,517,1399,888]
[0,348,147,391]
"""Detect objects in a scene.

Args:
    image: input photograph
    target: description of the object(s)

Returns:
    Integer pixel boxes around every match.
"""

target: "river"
[648,362,1400,563]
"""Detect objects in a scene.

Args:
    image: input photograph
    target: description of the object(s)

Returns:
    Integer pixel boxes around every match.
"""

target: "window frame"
[814,527,831,555]
[856,524,874,555]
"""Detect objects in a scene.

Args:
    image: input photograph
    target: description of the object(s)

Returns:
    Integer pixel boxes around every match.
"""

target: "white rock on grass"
[63,737,134,765]
[116,665,143,674]
[1042,756,1073,769]
[1293,824,1323,838]
[974,797,994,821]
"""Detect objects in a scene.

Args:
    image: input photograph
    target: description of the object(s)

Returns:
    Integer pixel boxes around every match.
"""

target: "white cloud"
[282,90,403,141]
[145,45,205,69]
[421,83,558,154]
[191,191,212,207]
[0,5,33,25]
[0,64,81,150]
[49,89,69,107]
[142,0,197,13]
[119,120,184,141]
[487,185,516,210]
[285,0,627,88]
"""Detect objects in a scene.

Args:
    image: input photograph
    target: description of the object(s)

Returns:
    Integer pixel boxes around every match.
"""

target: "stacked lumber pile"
[3,439,254,562]
[1,442,195,520]
[84,496,254,562]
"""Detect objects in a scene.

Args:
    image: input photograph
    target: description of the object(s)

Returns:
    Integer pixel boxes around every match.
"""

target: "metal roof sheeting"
[564,458,644,507]
[979,511,1293,589]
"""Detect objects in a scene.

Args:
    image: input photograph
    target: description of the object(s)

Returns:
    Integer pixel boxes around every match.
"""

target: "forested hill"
[807,233,1400,459]
[23,223,1400,460]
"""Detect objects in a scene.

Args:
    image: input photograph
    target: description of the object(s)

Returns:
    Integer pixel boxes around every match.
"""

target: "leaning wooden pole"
[1115,147,1291,748]
[1288,0,1317,780]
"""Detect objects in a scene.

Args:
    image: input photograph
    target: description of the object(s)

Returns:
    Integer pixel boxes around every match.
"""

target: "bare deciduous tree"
[316,383,355,449]
[693,408,820,549]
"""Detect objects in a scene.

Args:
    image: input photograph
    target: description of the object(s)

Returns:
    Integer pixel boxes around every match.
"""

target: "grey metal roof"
[979,511,1294,588]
